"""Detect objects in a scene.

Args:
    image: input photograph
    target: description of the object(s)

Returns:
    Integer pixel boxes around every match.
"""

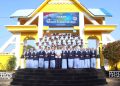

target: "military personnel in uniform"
[91,48,97,68]
[32,49,39,68]
[50,47,56,69]
[38,47,45,69]
[79,48,84,68]
[61,46,68,69]
[84,48,90,68]
[55,46,62,69]
[44,47,50,69]
[68,47,75,69]
[24,50,30,68]
[74,47,80,69]
[67,37,71,46]
[26,49,33,68]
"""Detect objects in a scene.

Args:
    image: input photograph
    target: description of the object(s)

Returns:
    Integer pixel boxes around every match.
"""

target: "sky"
[0,0,120,48]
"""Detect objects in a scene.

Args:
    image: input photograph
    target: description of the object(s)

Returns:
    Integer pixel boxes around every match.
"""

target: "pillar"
[79,12,85,46]
[99,42,104,67]
[19,42,25,69]
[38,12,44,39]
[14,33,21,70]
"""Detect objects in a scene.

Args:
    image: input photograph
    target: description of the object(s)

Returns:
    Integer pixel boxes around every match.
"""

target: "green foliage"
[103,40,120,70]
[7,56,16,71]
[25,45,35,50]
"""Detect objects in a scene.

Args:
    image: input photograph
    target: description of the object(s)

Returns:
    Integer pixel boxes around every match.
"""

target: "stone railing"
[109,71,120,78]
[0,72,13,79]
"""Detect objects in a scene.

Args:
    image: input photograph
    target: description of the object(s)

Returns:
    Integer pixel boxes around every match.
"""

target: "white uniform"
[91,50,96,68]
[63,40,66,45]
[68,39,71,45]
[51,35,54,40]
[77,40,81,46]
[58,40,61,46]
[55,49,62,58]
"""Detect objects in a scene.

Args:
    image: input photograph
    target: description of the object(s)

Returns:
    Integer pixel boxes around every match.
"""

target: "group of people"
[23,46,97,69]
[38,33,83,49]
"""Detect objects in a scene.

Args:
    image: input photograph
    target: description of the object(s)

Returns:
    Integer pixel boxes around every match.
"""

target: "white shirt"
[75,37,78,40]
[55,49,62,58]
[68,39,71,44]
[58,40,61,45]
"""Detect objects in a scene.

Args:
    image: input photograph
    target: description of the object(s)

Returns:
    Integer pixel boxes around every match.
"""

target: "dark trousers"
[55,58,61,69]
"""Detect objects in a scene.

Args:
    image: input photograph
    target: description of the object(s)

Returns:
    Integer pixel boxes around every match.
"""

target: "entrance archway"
[87,36,99,49]
[24,37,36,51]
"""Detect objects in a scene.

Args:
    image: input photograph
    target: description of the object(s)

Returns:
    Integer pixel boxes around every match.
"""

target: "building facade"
[0,0,116,70]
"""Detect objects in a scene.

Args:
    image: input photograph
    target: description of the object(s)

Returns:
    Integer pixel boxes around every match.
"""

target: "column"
[14,33,21,70]
[99,42,104,67]
[79,12,85,46]
[38,12,44,40]
[96,40,101,69]
[19,42,25,69]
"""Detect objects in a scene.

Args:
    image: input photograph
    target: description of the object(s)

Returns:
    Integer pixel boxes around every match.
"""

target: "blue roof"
[10,9,35,18]
[10,8,112,18]
[88,8,112,17]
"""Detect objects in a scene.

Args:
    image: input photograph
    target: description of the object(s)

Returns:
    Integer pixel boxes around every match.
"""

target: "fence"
[0,72,13,79]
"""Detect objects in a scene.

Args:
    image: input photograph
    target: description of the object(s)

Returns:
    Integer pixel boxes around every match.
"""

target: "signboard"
[43,12,79,26]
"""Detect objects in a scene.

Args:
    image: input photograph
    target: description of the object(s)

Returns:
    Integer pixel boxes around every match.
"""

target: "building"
[0,0,117,70]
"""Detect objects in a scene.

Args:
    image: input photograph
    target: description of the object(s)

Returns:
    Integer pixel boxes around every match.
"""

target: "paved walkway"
[106,78,120,86]
[0,78,120,86]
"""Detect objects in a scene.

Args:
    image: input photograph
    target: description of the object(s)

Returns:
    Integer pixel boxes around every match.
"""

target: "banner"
[43,12,79,26]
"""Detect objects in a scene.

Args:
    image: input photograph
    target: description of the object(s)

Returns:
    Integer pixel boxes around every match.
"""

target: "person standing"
[44,47,50,69]
[25,50,30,68]
[55,46,62,69]
[61,46,68,69]
[38,47,45,69]
[74,47,80,69]
[84,48,90,68]
[79,48,85,68]
[33,49,39,68]
[68,47,75,69]
[28,49,34,68]
[91,48,97,68]
[50,47,56,69]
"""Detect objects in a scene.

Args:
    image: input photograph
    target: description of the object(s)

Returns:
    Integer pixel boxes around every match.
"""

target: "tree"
[103,40,120,70]
[7,55,16,71]
[24,45,35,51]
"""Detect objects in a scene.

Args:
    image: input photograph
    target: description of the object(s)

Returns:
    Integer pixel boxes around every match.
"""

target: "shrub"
[7,56,16,71]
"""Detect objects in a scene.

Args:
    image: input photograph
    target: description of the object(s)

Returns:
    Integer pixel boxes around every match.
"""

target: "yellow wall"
[40,4,82,12]
[117,61,120,70]
[0,54,13,70]
[84,32,105,68]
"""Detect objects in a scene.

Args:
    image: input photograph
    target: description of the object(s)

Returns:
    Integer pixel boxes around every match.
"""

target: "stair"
[11,68,107,86]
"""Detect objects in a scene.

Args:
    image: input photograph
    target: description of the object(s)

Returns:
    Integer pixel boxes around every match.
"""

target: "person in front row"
[91,48,97,68]
[84,48,90,68]
[50,47,56,69]
[24,50,29,68]
[38,47,45,69]
[25,49,33,68]
[55,46,62,69]
[32,49,39,68]
[74,47,80,69]
[44,47,50,69]
[61,46,68,69]
[79,48,85,68]
[68,47,74,69]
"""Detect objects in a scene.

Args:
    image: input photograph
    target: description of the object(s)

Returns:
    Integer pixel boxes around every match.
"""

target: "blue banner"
[43,12,79,26]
